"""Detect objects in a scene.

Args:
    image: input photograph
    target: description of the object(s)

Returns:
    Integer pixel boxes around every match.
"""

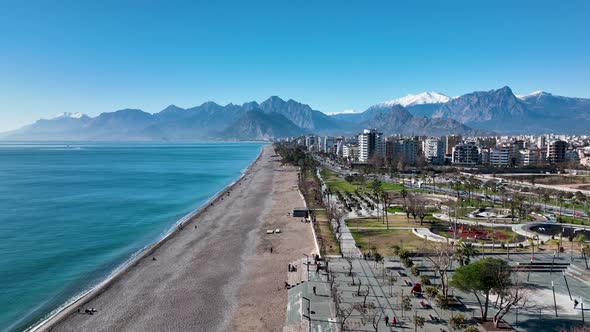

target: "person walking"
[384,315,389,326]
[313,286,316,295]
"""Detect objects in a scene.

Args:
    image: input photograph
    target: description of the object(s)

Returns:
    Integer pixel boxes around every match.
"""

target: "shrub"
[435,293,449,309]
[420,275,431,285]
[425,286,438,298]
[449,313,466,331]
[464,326,480,332]
[411,266,420,276]
[398,248,411,260]
[403,258,414,268]
[413,315,426,329]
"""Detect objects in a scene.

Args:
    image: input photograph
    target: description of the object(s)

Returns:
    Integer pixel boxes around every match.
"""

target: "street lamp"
[302,253,310,280]
[302,296,312,331]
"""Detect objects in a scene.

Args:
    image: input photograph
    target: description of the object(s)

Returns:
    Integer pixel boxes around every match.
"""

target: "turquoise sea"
[0,142,264,332]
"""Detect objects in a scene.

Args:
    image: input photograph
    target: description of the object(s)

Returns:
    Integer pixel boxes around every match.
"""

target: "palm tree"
[575,234,586,259]
[508,195,518,222]
[431,172,437,194]
[542,193,550,213]
[572,198,579,220]
[528,237,536,259]
[455,241,477,266]
[557,192,565,217]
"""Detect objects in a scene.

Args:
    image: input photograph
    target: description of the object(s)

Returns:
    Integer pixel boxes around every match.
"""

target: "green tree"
[450,258,510,321]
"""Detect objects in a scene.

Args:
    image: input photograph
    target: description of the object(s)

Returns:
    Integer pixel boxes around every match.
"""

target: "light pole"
[303,253,310,280]
[302,296,312,331]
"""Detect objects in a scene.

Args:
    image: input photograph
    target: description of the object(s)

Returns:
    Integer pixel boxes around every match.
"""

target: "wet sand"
[38,145,316,332]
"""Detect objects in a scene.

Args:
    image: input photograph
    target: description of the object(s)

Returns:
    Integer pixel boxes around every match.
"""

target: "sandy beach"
[38,145,316,332]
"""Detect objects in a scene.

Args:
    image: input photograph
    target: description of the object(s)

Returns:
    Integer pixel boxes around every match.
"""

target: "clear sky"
[1,0,589,131]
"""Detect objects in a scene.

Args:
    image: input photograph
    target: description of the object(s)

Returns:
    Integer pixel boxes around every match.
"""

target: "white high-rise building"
[358,129,384,163]
[335,137,344,158]
[422,138,445,164]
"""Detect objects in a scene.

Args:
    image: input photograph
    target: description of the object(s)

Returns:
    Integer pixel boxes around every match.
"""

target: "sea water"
[0,142,264,332]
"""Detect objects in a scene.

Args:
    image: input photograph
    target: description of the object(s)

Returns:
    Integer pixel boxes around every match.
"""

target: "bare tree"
[357,302,380,332]
[423,241,454,297]
[336,302,354,331]
[345,257,354,277]
[332,285,354,331]
[362,285,370,307]
[383,191,393,229]
[491,273,532,327]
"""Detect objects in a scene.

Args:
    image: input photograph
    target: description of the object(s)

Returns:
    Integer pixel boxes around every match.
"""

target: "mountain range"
[1,86,588,140]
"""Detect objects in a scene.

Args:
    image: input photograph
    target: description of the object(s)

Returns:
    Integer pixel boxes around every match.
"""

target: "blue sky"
[0,0,589,131]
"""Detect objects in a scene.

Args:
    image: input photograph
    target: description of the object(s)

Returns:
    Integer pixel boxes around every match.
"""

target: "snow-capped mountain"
[515,91,547,99]
[51,112,87,119]
[377,92,451,107]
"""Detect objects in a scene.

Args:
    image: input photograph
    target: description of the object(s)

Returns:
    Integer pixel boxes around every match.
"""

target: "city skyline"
[1,0,590,131]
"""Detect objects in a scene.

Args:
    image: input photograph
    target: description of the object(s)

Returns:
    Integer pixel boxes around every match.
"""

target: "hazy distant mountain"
[520,91,590,118]
[0,96,334,141]
[2,112,92,140]
[4,87,589,140]
[259,96,341,131]
[221,109,303,140]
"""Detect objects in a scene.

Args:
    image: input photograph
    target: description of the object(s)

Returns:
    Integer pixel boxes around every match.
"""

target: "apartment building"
[358,129,384,163]
[452,142,479,165]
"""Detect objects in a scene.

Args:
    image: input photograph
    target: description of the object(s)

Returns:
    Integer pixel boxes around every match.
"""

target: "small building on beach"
[292,208,309,218]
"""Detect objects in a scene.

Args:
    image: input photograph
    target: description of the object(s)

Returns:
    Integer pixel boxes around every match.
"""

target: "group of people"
[77,308,97,315]
[384,315,397,327]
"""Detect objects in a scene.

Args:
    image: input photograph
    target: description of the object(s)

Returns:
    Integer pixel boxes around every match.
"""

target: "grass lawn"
[313,209,340,255]
[329,180,360,193]
[350,229,426,255]
[301,168,340,255]
[380,182,404,191]
[347,215,439,228]
[321,167,404,194]
[557,215,590,226]
[387,206,405,213]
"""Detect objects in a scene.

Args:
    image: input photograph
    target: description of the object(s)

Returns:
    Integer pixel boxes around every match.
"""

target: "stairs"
[512,261,570,273]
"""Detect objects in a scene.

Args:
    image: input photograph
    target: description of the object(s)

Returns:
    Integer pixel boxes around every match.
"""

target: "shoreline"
[28,146,265,332]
